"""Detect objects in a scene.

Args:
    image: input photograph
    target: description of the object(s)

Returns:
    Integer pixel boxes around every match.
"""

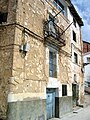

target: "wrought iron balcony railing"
[44,21,66,47]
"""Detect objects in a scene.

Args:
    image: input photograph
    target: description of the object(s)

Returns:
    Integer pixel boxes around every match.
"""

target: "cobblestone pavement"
[50,105,90,120]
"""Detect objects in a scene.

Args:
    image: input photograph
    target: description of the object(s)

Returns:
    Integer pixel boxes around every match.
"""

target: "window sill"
[49,77,57,80]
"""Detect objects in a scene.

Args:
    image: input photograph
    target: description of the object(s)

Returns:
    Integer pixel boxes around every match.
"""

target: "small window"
[73,18,76,27]
[87,57,90,63]
[73,31,76,42]
[74,52,78,64]
[74,74,77,82]
[49,51,57,78]
[0,12,8,24]
[62,85,67,96]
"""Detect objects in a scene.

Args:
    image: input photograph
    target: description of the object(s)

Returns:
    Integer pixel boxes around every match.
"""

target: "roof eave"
[69,4,84,26]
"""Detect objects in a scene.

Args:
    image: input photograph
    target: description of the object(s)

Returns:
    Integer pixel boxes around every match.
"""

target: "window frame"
[74,74,77,82]
[74,52,78,64]
[87,57,90,63]
[73,31,76,42]
[49,50,57,78]
[73,18,76,27]
[62,85,67,96]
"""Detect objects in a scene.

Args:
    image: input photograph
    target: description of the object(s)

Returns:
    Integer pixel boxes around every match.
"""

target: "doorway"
[72,84,79,106]
[46,88,56,119]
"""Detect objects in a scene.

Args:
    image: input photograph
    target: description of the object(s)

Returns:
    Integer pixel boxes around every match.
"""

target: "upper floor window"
[62,85,67,96]
[74,74,77,82]
[49,14,56,35]
[73,31,76,42]
[53,0,64,14]
[49,51,57,78]
[0,12,8,24]
[47,14,60,39]
[74,52,78,64]
[73,18,76,27]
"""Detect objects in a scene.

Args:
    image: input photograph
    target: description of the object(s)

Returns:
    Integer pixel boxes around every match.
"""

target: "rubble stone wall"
[0,25,15,119]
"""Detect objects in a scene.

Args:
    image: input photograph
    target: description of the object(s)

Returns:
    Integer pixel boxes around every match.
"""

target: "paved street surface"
[50,105,90,120]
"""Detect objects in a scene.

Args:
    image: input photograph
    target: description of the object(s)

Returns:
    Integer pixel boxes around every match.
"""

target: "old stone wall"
[7,1,47,119]
[0,0,8,12]
[8,27,46,97]
[7,0,46,98]
[0,0,17,118]
[7,0,17,23]
[16,0,45,37]
[0,25,15,119]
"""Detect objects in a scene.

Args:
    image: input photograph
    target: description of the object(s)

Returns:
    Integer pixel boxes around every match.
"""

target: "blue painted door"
[46,89,56,119]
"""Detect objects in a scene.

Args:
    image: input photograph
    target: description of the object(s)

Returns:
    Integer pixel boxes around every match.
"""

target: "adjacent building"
[83,41,90,53]
[84,52,90,84]
[0,0,84,120]
[83,41,90,106]
[69,4,84,106]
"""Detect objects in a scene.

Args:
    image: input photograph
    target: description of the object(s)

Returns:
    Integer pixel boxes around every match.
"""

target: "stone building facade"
[68,4,84,106]
[0,0,84,120]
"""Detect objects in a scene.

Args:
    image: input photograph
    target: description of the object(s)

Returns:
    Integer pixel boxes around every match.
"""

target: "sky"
[72,0,90,42]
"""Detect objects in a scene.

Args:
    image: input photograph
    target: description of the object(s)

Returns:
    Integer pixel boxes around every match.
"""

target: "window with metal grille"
[62,85,67,96]
[74,52,78,64]
[49,51,57,78]
[73,31,76,42]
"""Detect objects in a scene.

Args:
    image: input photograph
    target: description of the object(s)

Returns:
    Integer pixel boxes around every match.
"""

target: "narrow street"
[50,105,90,120]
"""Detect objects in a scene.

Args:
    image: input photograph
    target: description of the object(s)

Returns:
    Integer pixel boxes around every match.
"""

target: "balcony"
[44,21,66,47]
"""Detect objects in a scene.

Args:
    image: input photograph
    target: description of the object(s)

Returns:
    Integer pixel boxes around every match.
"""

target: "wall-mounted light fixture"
[20,42,30,58]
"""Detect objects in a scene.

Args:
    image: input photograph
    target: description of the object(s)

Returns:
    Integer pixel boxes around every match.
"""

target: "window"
[49,51,57,78]
[53,0,64,14]
[74,52,78,64]
[74,74,77,82]
[49,14,56,36]
[73,18,76,27]
[0,12,8,24]
[87,57,90,63]
[62,85,67,96]
[73,31,76,42]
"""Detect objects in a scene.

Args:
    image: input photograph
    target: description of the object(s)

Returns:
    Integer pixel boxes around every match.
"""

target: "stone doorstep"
[73,106,83,113]
[49,118,60,120]
[48,112,73,120]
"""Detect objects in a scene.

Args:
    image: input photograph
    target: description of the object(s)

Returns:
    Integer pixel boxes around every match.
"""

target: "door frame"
[46,88,56,119]
[72,84,79,106]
